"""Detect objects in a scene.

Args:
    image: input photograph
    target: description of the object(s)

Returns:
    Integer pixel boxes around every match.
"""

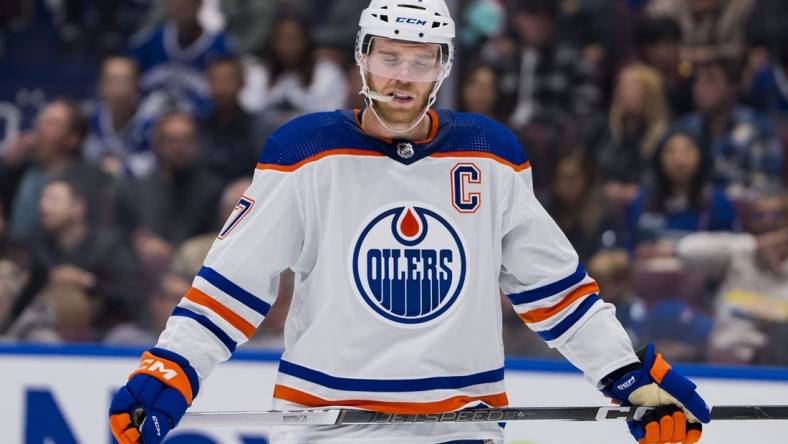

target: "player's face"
[363,38,443,128]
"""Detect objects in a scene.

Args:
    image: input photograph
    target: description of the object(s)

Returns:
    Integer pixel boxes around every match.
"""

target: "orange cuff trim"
[650,352,672,384]
[272,385,509,415]
[256,149,385,172]
[130,351,194,405]
[519,282,600,324]
[430,151,531,172]
[184,287,256,339]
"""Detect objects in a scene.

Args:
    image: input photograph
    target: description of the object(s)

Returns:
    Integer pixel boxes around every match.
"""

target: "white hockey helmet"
[355,0,456,132]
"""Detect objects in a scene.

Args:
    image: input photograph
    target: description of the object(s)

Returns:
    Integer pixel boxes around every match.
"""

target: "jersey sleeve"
[155,137,305,384]
[499,166,638,386]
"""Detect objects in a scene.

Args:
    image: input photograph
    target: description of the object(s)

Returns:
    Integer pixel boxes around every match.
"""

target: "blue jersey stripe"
[536,295,600,341]
[148,347,201,398]
[278,360,505,392]
[506,264,587,305]
[198,266,271,316]
[172,307,237,353]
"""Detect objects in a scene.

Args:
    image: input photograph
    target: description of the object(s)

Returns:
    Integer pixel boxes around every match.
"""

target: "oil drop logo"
[350,203,467,326]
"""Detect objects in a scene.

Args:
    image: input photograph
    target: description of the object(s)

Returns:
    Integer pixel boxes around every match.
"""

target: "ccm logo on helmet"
[396,17,428,25]
[350,204,467,327]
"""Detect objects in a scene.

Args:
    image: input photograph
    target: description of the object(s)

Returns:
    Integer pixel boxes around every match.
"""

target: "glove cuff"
[129,348,200,405]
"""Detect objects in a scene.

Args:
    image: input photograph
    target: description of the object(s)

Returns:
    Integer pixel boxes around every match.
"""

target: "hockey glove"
[109,348,200,444]
[602,344,711,443]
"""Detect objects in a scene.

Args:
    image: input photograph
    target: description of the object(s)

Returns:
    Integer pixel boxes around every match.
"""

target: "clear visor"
[361,37,446,83]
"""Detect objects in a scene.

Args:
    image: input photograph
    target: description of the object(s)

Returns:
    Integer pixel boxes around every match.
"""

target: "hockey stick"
[178,405,788,427]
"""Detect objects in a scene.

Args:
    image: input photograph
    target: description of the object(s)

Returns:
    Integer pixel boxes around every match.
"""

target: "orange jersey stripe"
[184,288,256,339]
[519,282,600,324]
[431,152,531,172]
[273,385,509,415]
[256,149,386,172]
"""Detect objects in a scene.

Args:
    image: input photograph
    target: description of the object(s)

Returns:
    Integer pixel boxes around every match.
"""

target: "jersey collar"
[339,108,453,165]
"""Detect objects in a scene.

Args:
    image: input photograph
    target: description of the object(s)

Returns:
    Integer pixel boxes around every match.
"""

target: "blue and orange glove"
[109,348,200,444]
[602,344,711,444]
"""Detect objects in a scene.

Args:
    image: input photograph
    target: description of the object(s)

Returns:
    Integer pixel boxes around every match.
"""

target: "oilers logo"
[350,203,467,326]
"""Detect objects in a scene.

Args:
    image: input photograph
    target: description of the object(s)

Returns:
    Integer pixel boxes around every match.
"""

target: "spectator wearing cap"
[622,128,738,255]
[199,57,267,184]
[129,0,236,116]
[635,15,694,116]
[6,98,109,244]
[4,173,141,336]
[677,193,788,365]
[115,112,223,271]
[84,56,158,179]
[676,58,783,195]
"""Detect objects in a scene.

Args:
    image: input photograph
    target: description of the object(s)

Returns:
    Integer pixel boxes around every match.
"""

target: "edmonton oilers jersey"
[156,109,638,443]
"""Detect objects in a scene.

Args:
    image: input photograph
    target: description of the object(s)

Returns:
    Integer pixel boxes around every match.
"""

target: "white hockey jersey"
[156,109,638,443]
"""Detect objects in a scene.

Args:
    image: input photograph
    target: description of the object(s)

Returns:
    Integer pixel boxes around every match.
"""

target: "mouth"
[388,91,414,104]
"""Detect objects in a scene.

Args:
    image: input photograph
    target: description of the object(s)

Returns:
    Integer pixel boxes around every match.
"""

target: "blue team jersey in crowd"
[129,21,236,115]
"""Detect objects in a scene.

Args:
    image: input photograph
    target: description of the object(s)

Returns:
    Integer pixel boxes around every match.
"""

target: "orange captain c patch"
[130,352,194,405]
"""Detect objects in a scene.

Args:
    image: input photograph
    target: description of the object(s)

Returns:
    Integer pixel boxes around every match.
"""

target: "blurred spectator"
[56,0,122,53]
[634,15,693,116]
[116,112,223,270]
[200,57,267,183]
[748,44,788,118]
[596,64,669,192]
[103,271,191,345]
[5,283,94,343]
[588,248,646,342]
[142,0,280,55]
[170,176,252,277]
[0,259,26,336]
[676,58,783,194]
[129,0,237,116]
[459,0,507,50]
[647,0,754,63]
[541,151,610,261]
[677,193,788,365]
[6,98,109,244]
[638,299,713,363]
[241,15,348,121]
[6,173,141,335]
[622,128,738,253]
[84,56,157,179]
[345,65,365,110]
[493,0,601,130]
[458,63,501,119]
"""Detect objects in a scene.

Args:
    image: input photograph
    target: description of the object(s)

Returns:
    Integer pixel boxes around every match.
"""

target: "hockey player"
[109,1,711,443]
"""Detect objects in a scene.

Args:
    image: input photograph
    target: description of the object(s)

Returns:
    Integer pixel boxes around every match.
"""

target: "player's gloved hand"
[602,344,711,443]
[109,348,200,444]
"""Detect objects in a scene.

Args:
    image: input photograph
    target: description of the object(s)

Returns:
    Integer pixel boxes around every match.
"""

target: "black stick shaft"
[335,406,788,424]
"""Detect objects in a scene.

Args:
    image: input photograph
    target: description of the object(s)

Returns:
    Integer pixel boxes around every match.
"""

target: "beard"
[367,77,434,129]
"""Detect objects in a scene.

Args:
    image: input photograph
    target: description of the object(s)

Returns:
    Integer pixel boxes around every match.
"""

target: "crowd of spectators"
[1,0,786,366]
